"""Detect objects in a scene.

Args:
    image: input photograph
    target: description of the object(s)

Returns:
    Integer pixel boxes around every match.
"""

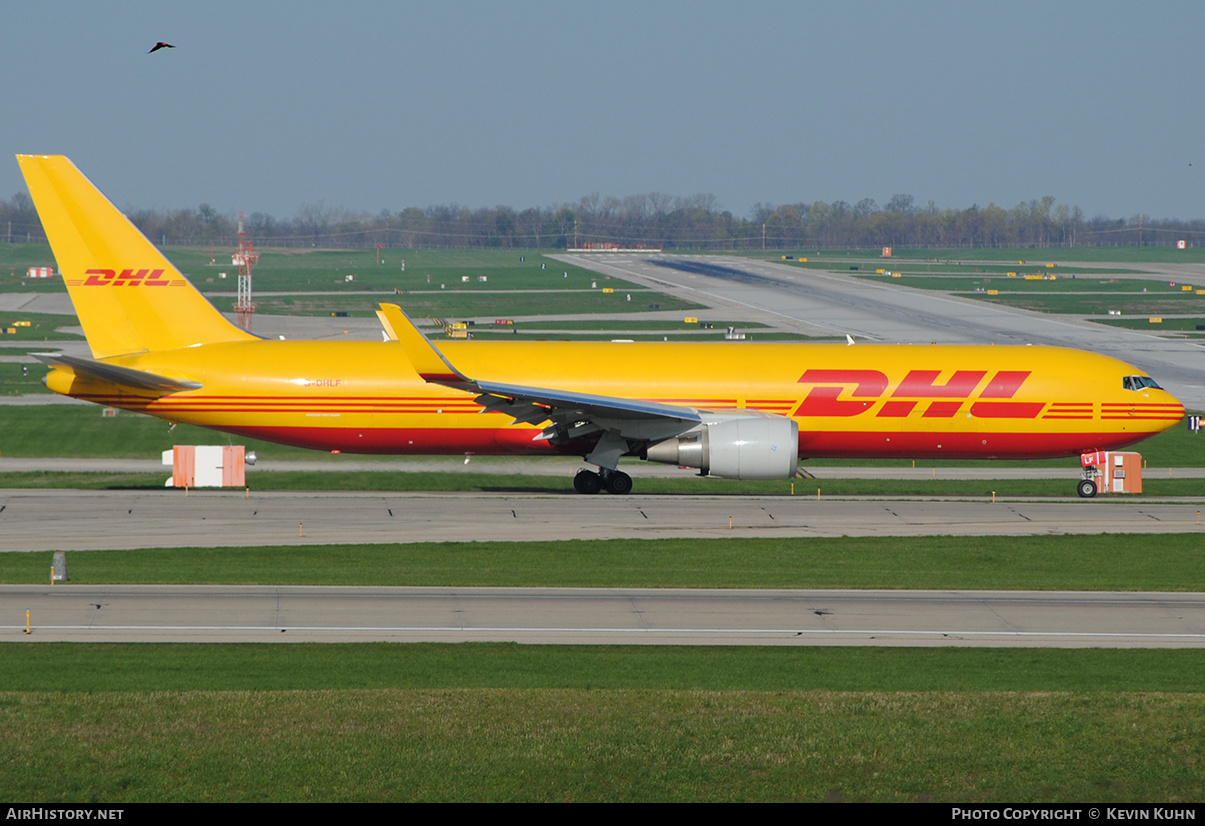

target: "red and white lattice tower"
[232,212,258,331]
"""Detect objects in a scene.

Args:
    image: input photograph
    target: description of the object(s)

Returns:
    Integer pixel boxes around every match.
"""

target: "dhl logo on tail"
[71,268,186,287]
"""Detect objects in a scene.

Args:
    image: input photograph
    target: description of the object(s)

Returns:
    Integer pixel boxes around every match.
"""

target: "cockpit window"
[1123,375,1162,391]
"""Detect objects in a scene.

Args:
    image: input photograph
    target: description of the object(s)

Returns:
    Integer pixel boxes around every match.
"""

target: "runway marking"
[10,624,1205,641]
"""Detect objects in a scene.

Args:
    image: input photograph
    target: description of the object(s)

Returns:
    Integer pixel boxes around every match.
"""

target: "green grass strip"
[3,643,1204,692]
[1098,316,1205,331]
[3,534,1204,590]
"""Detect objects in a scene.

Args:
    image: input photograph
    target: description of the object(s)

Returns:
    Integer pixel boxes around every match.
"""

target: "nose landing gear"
[1078,463,1100,498]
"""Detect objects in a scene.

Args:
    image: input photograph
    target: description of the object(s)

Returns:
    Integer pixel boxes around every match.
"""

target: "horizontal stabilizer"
[33,353,201,393]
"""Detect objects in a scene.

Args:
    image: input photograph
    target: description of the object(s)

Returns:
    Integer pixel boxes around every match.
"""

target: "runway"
[4,584,1203,647]
[1,489,1202,552]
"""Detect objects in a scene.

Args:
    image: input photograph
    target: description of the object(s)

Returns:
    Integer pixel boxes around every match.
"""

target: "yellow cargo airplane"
[19,154,1185,497]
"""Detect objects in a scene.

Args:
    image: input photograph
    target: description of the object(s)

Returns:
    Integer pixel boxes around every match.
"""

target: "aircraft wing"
[33,353,202,394]
[380,303,701,464]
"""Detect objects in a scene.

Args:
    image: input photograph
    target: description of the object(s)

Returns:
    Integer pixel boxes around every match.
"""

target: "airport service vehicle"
[19,155,1185,496]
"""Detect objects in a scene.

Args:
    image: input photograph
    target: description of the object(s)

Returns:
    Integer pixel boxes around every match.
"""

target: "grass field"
[3,534,1203,590]
[760,246,1205,265]
[0,246,705,319]
[8,239,1205,274]
[5,644,1204,693]
[170,247,632,295]
[855,274,1205,316]
[1,645,1204,801]
[890,246,1205,264]
[0,312,80,395]
[512,319,770,330]
[1098,316,1205,332]
[0,361,52,395]
[861,275,1190,293]
[789,259,1145,278]
[210,288,702,318]
[0,245,643,296]
[463,329,817,341]
[0,405,325,459]
[39,263,1204,321]
[0,311,81,341]
[456,318,812,341]
[0,243,61,293]
[979,293,1202,316]
[1,683,1201,802]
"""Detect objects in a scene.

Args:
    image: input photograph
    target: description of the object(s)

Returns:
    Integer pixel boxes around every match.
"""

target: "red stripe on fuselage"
[217,422,1155,462]
[970,401,1045,419]
[893,370,987,398]
[797,429,1158,460]
[228,425,572,455]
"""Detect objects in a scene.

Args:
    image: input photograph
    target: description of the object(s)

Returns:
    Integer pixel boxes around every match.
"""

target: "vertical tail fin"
[17,154,255,359]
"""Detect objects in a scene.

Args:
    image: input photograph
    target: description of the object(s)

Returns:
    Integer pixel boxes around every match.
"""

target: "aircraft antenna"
[233,212,258,331]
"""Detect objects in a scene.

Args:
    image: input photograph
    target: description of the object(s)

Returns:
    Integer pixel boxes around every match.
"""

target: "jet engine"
[643,411,799,479]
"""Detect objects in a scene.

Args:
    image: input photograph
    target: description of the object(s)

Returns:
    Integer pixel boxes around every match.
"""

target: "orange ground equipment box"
[1078,450,1142,497]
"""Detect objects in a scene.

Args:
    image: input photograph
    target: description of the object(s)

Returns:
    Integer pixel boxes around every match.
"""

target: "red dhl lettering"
[82,268,174,286]
[794,369,886,416]
[893,370,986,398]
[980,371,1030,399]
[794,368,1044,419]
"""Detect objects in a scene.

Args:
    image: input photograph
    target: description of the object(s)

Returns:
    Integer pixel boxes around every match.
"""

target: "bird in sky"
[148,42,175,54]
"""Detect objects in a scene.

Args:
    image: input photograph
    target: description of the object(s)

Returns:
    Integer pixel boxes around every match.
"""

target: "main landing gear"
[574,468,633,495]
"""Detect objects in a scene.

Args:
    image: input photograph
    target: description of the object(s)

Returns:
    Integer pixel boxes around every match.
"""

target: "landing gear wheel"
[605,471,633,495]
[573,470,602,494]
[1077,479,1098,498]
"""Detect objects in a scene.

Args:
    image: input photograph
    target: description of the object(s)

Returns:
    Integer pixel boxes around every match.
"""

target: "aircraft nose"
[1157,388,1187,431]
[1164,383,1185,409]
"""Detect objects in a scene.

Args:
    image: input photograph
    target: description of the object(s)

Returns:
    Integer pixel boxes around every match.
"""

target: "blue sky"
[2,1,1202,220]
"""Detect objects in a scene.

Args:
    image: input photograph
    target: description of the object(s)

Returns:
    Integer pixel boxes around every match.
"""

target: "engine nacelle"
[644,411,799,479]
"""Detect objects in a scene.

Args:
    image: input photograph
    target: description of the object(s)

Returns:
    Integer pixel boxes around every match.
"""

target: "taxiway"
[1,489,1202,552]
[4,584,1202,647]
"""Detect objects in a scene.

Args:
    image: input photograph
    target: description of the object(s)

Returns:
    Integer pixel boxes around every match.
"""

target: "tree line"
[3,188,1204,250]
